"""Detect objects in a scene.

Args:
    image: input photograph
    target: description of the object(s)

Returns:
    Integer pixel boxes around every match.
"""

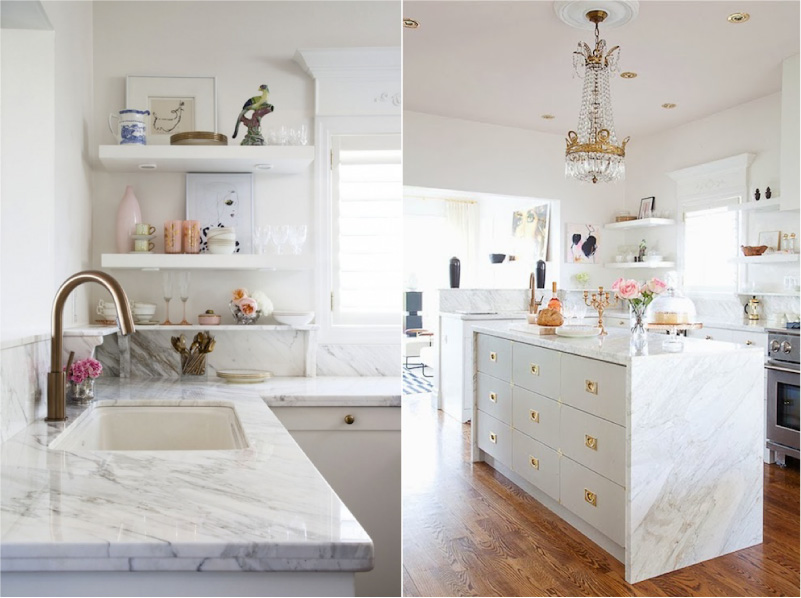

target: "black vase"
[536,260,546,289]
[449,257,461,289]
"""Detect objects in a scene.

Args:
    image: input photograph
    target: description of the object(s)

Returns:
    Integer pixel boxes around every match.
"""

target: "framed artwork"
[566,223,601,264]
[126,76,217,144]
[638,196,655,219]
[758,230,781,251]
[186,173,253,253]
[512,204,550,261]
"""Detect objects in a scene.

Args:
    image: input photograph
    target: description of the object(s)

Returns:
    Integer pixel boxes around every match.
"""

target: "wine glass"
[161,271,174,325]
[289,225,307,254]
[177,271,191,325]
[272,225,289,255]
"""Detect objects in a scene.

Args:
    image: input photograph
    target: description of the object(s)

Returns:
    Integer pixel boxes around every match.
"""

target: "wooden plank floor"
[402,393,800,597]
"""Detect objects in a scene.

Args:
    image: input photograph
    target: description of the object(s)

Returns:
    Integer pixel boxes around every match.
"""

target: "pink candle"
[182,220,200,254]
[164,220,182,254]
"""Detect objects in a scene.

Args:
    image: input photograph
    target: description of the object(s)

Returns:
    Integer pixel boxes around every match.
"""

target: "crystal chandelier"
[565,10,630,184]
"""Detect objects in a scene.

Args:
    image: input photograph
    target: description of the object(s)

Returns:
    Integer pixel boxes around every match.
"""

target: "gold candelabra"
[584,287,616,336]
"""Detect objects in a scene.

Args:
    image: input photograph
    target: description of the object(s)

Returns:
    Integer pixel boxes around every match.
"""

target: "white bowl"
[208,239,236,245]
[208,245,236,255]
[273,311,315,326]
[208,234,236,242]
[207,228,235,238]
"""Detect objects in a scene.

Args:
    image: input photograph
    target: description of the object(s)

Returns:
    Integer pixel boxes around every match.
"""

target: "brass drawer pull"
[529,409,539,423]
[584,489,597,507]
[584,434,597,450]
[344,415,355,425]
[529,456,539,469]
[489,392,497,403]
[585,379,598,395]
[530,364,540,376]
[489,351,497,362]
[489,432,497,444]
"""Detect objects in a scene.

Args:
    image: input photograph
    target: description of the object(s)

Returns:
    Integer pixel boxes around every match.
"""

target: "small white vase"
[116,185,142,253]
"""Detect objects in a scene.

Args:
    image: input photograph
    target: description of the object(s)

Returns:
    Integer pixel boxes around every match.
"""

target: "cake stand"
[645,322,703,352]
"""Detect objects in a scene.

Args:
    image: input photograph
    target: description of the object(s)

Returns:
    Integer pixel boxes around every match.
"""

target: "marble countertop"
[261,376,400,407]
[473,321,763,366]
[1,378,377,573]
[440,311,527,320]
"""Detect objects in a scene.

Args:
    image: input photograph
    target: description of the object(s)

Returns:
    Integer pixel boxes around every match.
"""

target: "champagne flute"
[161,271,174,325]
[177,271,191,325]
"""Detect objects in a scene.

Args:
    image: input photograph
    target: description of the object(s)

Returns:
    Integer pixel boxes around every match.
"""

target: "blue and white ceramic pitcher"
[108,109,150,145]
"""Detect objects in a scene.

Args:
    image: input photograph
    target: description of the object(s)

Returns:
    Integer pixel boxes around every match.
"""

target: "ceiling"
[403,1,800,139]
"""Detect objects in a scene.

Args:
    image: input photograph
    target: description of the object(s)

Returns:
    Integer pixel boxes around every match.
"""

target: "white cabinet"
[270,407,400,598]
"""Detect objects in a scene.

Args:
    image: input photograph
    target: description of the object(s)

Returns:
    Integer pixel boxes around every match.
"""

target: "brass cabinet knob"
[344,414,355,425]
[585,380,598,395]
[530,364,540,376]
[584,434,597,450]
[529,409,539,423]
[489,351,497,362]
[529,456,539,469]
[584,489,597,507]
[489,392,497,403]
[489,432,497,444]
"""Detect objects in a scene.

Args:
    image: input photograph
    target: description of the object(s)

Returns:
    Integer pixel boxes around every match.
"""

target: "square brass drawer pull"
[529,456,539,469]
[529,409,539,423]
[584,434,597,450]
[530,364,540,376]
[585,379,598,395]
[489,392,497,403]
[489,432,497,443]
[489,351,497,362]
[584,488,597,507]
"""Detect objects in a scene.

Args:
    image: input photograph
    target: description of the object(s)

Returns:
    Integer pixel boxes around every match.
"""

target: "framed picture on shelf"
[638,196,655,219]
[126,76,217,144]
[186,173,254,253]
[758,230,781,251]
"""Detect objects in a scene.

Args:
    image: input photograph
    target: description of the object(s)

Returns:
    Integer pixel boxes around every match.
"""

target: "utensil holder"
[181,353,207,377]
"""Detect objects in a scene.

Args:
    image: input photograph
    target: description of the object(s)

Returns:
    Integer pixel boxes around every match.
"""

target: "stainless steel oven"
[766,328,800,464]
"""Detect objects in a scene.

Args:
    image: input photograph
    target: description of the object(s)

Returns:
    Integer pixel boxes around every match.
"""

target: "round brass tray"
[170,131,228,146]
[645,322,703,331]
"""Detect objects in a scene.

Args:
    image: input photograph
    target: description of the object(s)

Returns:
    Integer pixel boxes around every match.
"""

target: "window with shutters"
[682,197,740,292]
[330,134,402,327]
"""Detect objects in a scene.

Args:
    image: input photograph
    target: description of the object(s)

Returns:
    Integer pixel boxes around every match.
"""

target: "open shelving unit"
[605,261,676,269]
[732,253,799,265]
[727,199,781,212]
[604,217,676,230]
[100,253,312,271]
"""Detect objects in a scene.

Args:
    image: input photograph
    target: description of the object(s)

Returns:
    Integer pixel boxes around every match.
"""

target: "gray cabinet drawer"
[476,410,512,467]
[560,354,626,426]
[512,342,560,399]
[559,404,625,486]
[476,334,512,382]
[477,373,512,425]
[511,385,559,449]
[560,456,625,547]
[512,430,559,502]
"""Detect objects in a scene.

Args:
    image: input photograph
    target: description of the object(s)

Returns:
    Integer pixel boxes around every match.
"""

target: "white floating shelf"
[604,218,676,230]
[605,261,676,269]
[98,144,314,174]
[728,200,780,212]
[131,324,319,332]
[735,291,800,297]
[100,253,312,271]
[733,253,799,264]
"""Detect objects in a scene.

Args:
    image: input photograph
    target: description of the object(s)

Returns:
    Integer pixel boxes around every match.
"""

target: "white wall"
[403,111,626,291]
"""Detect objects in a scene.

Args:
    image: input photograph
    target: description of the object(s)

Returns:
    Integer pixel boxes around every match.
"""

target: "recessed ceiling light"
[620,71,637,79]
[138,164,157,170]
[727,12,750,23]
[661,103,677,109]
[254,164,273,170]
[541,114,556,120]
[403,18,420,29]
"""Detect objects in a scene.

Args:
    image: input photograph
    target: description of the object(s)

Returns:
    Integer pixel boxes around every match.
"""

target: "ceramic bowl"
[208,244,236,255]
[272,311,315,326]
[208,234,236,243]
[198,313,222,326]
[489,253,506,264]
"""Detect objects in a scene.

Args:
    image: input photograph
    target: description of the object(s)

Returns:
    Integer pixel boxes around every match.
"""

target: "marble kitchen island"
[470,322,764,584]
[0,377,400,597]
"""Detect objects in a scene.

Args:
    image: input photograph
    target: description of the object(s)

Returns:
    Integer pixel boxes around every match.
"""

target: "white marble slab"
[316,344,400,377]
[1,378,373,573]
[261,376,400,407]
[440,311,527,321]
[0,340,49,443]
[437,288,529,314]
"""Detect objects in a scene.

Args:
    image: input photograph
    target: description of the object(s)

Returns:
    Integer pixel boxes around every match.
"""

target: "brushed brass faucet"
[46,271,135,421]
[529,273,542,314]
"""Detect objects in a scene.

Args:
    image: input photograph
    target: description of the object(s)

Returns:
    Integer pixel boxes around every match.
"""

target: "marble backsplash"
[317,344,400,376]
[690,293,800,321]
[437,289,529,313]
[1,340,49,443]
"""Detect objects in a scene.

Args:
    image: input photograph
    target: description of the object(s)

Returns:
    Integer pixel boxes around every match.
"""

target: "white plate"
[129,250,154,254]
[216,369,272,383]
[130,234,156,241]
[555,326,601,338]
[134,320,160,326]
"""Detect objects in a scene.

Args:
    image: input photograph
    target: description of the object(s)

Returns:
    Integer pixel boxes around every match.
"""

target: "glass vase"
[629,302,648,353]
[68,378,95,403]
[229,301,261,325]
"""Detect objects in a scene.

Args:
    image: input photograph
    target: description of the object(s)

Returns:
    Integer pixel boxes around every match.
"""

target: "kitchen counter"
[1,377,387,594]
[440,311,527,320]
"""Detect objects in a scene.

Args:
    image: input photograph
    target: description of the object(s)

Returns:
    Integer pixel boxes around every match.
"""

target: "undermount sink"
[49,401,249,451]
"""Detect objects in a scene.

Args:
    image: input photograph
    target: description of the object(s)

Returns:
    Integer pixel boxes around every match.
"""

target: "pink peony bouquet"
[65,358,103,384]
[230,288,274,324]
[612,277,667,308]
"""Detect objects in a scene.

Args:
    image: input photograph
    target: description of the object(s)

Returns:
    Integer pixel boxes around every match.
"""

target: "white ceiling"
[403,1,800,139]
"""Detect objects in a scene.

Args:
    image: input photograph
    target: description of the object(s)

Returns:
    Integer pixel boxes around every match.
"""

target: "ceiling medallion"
[620,71,637,79]
[727,12,750,23]
[661,103,677,109]
[403,18,420,29]
[564,9,630,185]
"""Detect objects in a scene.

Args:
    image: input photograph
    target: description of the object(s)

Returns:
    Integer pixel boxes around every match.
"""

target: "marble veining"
[1,378,373,573]
[262,376,400,407]
[0,340,49,443]
[316,344,400,376]
[437,289,529,314]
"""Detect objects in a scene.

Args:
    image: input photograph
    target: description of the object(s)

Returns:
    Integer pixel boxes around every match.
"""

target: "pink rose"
[238,297,258,316]
[232,288,248,302]
[611,277,623,291]
[616,279,641,300]
[645,278,667,295]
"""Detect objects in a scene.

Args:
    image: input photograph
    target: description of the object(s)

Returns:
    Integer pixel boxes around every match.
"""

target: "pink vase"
[116,185,142,253]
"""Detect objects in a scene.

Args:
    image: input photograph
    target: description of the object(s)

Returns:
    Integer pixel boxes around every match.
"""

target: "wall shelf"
[735,291,800,297]
[605,262,676,269]
[98,144,314,174]
[727,199,781,212]
[732,253,799,264]
[100,253,312,271]
[604,218,676,230]
[129,324,318,332]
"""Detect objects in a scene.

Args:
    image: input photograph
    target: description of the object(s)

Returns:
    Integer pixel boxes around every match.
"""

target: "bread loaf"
[536,308,564,327]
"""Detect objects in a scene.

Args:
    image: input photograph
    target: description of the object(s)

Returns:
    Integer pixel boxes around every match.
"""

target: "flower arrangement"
[230,288,274,324]
[65,358,103,384]
[574,272,590,287]
[611,277,667,309]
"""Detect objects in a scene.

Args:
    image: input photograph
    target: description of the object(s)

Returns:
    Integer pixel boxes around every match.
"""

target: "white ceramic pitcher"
[108,109,150,145]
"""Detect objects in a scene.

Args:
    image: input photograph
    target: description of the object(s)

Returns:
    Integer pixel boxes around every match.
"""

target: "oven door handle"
[766,363,800,374]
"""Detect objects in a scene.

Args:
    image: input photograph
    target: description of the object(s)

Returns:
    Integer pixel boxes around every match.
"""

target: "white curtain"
[446,200,478,287]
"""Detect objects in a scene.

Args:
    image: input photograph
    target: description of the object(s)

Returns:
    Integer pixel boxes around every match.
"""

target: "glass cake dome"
[646,287,697,325]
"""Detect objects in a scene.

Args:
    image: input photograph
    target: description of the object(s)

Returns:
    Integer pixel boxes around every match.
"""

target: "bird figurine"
[233,84,273,142]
